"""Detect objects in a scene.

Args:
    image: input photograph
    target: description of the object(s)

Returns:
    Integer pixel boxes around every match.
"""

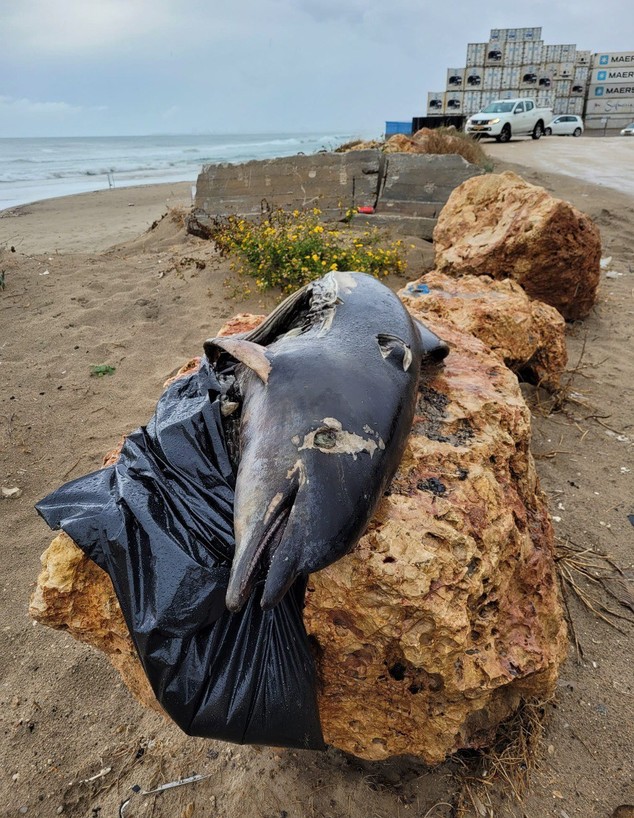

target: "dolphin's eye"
[314,428,338,449]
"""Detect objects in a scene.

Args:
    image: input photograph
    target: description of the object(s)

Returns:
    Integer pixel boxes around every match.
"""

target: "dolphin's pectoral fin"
[204,337,272,384]
[414,320,450,363]
[377,333,413,371]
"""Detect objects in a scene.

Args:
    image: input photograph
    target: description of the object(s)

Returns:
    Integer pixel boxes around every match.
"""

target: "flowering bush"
[210,208,406,292]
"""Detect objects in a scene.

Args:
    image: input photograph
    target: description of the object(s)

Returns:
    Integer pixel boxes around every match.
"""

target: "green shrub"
[210,208,406,293]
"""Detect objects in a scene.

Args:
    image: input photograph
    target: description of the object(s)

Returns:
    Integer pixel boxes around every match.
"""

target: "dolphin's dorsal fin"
[204,337,272,383]
[415,320,450,363]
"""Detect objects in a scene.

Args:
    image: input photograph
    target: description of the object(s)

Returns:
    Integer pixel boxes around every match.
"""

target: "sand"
[1,144,633,818]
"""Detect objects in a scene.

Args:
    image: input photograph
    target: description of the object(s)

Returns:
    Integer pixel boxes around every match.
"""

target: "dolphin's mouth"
[226,486,297,613]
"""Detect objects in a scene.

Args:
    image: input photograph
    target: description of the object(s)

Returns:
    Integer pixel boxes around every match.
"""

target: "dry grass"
[454,699,549,816]
[555,538,634,661]
[413,127,493,169]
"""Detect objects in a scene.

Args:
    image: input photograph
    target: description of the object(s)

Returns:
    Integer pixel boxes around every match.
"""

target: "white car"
[621,122,634,136]
[544,115,584,137]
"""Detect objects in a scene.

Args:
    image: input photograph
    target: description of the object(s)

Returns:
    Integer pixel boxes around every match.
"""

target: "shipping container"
[521,27,542,41]
[385,121,414,136]
[466,43,486,67]
[501,66,520,89]
[544,44,561,62]
[445,92,463,113]
[559,62,575,79]
[427,92,445,115]
[537,66,554,89]
[574,66,590,83]
[502,42,520,65]
[522,41,544,64]
[566,98,584,115]
[465,66,483,88]
[545,62,562,79]
[489,28,504,43]
[591,66,634,84]
[446,68,466,89]
[585,113,634,129]
[483,66,502,90]
[570,80,586,97]
[554,79,572,96]
[519,65,540,89]
[575,50,592,65]
[505,28,519,42]
[559,44,577,61]
[484,42,504,65]
[593,51,634,68]
[537,89,554,108]
[554,96,570,114]
[463,90,483,114]
[518,89,533,99]
[588,83,634,98]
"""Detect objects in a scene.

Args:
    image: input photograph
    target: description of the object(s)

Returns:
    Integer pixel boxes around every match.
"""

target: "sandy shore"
[0,181,194,254]
[1,154,633,817]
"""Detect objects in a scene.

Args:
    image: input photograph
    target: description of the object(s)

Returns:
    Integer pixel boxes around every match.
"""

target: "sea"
[0,132,369,211]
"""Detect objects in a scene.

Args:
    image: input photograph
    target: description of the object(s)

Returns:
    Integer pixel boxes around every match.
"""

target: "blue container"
[385,121,413,136]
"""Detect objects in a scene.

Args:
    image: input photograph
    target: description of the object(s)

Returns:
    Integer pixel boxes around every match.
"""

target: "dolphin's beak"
[225,489,297,613]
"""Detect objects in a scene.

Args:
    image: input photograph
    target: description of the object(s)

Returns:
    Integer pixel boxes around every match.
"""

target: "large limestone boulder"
[30,312,567,763]
[433,171,601,321]
[399,272,568,391]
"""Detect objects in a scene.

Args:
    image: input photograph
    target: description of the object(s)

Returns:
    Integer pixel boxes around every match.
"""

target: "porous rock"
[399,271,568,391]
[433,171,601,320]
[30,311,567,763]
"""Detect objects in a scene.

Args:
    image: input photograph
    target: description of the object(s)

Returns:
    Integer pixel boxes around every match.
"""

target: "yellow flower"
[312,253,319,262]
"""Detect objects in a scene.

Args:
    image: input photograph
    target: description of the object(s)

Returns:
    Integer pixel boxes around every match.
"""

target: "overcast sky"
[1,0,632,138]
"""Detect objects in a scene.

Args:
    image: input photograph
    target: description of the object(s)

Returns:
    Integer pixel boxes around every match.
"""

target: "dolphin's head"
[205,275,448,612]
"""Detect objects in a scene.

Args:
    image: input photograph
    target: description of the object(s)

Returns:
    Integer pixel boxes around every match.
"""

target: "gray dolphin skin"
[204,271,448,612]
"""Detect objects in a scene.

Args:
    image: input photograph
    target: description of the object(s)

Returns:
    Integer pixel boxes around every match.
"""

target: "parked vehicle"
[544,115,584,137]
[465,98,553,142]
[620,122,634,136]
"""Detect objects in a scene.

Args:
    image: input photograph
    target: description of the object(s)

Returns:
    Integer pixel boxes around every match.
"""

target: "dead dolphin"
[204,271,448,612]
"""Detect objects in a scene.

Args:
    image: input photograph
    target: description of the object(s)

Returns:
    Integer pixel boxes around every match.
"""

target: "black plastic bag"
[36,358,325,750]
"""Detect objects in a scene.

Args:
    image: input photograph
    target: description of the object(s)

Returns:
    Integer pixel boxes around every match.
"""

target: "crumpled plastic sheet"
[36,358,325,750]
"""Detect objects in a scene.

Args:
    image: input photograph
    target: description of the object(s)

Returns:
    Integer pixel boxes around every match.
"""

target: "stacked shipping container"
[396,29,632,133]
[586,52,634,129]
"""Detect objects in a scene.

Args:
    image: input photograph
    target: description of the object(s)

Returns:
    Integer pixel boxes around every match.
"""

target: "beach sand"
[1,151,633,817]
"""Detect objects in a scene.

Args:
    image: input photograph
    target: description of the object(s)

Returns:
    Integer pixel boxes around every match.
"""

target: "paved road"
[484,136,634,197]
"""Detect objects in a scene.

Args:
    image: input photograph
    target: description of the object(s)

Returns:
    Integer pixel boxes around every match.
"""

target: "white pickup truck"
[465,98,553,142]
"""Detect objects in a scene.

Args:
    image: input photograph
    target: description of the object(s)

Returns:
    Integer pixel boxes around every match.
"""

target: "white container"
[559,44,577,61]
[537,89,554,108]
[591,66,634,84]
[585,96,634,116]
[570,80,586,97]
[545,62,563,79]
[505,28,519,42]
[575,50,592,65]
[522,41,544,64]
[483,67,502,90]
[447,68,466,89]
[574,66,590,83]
[545,44,561,62]
[567,98,584,115]
[554,79,572,96]
[445,92,463,114]
[465,66,484,88]
[484,42,504,66]
[499,89,516,99]
[466,43,486,67]
[519,65,540,89]
[593,51,634,68]
[501,66,520,89]
[559,62,575,79]
[521,27,542,41]
[518,89,532,99]
[489,28,504,43]
[427,92,445,115]
[463,91,483,115]
[554,96,569,114]
[588,83,634,99]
